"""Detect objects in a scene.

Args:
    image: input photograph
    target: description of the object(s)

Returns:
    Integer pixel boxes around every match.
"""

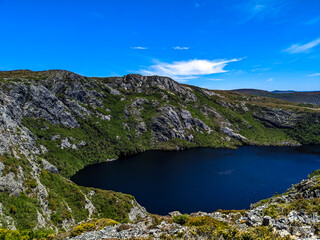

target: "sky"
[0,0,320,91]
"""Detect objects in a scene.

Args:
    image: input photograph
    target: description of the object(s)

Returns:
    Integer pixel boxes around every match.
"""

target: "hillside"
[0,70,320,238]
[234,89,320,106]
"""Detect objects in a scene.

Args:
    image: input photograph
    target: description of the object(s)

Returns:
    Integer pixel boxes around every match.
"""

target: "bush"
[172,214,190,225]
[71,223,95,236]
[71,218,119,237]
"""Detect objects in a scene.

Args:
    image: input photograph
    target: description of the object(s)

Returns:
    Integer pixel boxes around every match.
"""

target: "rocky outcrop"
[221,126,247,142]
[106,74,198,102]
[128,200,148,222]
[0,166,24,196]
[41,159,58,174]
[252,107,305,128]
[151,106,211,142]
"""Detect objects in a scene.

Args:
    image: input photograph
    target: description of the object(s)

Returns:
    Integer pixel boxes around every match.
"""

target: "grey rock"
[169,211,182,217]
[42,159,58,174]
[221,126,247,142]
[252,107,305,129]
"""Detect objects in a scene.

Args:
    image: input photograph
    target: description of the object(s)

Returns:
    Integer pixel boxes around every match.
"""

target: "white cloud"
[284,38,320,54]
[173,46,189,50]
[131,47,148,50]
[308,73,320,77]
[140,58,242,81]
[267,78,273,82]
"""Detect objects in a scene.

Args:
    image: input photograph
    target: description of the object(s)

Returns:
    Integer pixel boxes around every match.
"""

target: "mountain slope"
[234,88,320,106]
[0,70,320,236]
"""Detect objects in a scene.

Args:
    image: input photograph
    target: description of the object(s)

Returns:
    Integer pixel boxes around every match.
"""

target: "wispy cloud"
[131,47,148,50]
[284,38,320,54]
[239,3,266,23]
[251,67,270,72]
[140,58,242,81]
[237,1,291,24]
[304,16,320,25]
[173,46,189,50]
[308,73,320,77]
[208,78,224,81]
[267,78,273,82]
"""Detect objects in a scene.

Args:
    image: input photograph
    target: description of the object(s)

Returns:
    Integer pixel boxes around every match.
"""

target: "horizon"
[1,0,320,91]
[2,68,320,92]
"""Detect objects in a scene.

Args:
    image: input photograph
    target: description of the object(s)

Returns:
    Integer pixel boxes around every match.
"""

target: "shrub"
[71,218,119,237]
[172,214,190,225]
[71,222,95,236]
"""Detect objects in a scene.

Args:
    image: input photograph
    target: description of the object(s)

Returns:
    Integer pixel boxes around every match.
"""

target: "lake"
[71,145,320,215]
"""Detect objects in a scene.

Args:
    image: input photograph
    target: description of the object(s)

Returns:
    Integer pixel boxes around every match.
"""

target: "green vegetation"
[0,228,54,240]
[89,188,134,222]
[70,218,118,237]
[0,193,40,230]
[290,116,320,144]
[40,170,88,226]
[261,198,320,219]
[309,169,320,178]
[172,214,190,225]
[170,214,289,240]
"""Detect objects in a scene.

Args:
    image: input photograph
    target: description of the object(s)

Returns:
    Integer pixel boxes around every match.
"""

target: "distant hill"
[233,89,320,106]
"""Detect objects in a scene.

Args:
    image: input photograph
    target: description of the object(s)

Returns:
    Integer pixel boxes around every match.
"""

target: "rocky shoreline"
[67,174,320,240]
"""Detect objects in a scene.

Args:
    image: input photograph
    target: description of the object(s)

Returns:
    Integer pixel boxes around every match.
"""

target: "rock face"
[252,107,305,128]
[151,106,211,142]
[106,74,198,102]
[128,200,148,222]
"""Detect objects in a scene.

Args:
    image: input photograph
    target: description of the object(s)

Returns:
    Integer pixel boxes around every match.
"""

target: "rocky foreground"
[66,173,320,240]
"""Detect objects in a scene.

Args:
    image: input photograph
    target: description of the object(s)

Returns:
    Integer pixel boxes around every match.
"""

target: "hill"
[0,70,320,238]
[234,88,320,106]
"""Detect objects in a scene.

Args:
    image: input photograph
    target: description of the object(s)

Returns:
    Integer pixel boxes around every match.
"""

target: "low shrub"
[172,214,189,225]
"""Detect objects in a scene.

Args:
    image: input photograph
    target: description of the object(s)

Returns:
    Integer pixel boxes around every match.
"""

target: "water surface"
[71,146,320,215]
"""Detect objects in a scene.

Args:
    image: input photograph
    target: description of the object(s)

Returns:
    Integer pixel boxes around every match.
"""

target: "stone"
[42,159,58,174]
[169,211,182,217]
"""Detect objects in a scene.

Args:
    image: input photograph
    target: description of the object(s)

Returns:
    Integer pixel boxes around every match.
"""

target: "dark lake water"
[71,146,320,215]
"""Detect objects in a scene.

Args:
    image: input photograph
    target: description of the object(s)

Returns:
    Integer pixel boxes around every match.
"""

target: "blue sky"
[0,0,320,91]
